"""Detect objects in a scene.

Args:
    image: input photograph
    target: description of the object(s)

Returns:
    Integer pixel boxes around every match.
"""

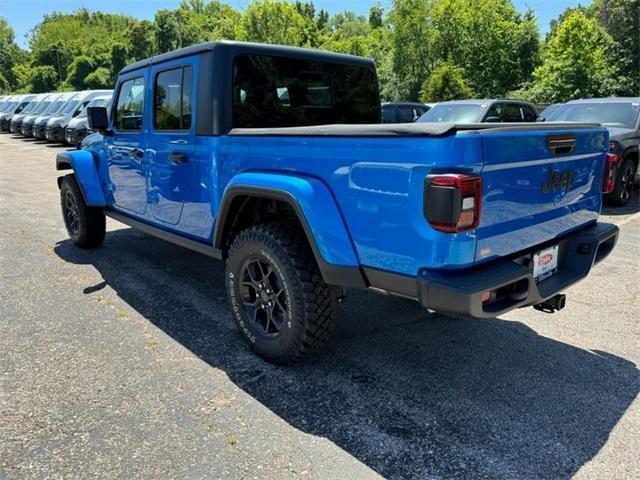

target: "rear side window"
[396,106,415,123]
[154,66,193,131]
[115,76,145,131]
[521,105,537,121]
[232,54,379,128]
[485,103,522,122]
[381,105,395,123]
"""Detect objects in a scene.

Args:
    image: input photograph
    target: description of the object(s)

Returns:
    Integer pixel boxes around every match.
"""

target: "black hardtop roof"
[120,40,376,75]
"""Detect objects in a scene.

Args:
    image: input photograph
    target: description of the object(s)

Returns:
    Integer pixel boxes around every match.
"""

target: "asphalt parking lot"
[1,133,638,480]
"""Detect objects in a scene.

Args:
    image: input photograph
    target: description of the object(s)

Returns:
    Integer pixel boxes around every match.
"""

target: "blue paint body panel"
[58,150,106,206]
[223,172,360,267]
[76,50,610,281]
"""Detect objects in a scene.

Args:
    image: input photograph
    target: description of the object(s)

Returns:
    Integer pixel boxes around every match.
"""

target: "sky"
[1,0,582,49]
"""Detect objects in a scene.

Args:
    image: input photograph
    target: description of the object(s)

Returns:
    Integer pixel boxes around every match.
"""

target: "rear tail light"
[603,153,619,194]
[424,174,482,233]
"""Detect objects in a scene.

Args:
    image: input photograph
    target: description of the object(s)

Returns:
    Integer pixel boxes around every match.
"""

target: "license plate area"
[533,245,559,283]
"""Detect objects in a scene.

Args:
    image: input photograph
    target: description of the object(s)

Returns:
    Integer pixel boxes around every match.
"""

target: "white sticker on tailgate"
[533,245,559,282]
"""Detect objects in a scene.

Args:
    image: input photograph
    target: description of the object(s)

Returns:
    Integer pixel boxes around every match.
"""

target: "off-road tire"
[60,174,106,248]
[605,157,636,207]
[225,223,338,364]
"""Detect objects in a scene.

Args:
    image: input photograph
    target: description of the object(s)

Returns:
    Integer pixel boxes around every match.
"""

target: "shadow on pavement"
[601,188,639,216]
[55,229,639,479]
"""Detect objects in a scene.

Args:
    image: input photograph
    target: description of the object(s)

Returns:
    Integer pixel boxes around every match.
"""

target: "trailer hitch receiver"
[533,294,566,313]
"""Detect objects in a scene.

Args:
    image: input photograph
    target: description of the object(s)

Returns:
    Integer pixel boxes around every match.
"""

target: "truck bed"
[220,122,610,275]
[229,122,601,137]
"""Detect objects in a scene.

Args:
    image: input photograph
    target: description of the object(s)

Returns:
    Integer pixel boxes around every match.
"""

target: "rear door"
[147,59,197,226]
[105,72,149,216]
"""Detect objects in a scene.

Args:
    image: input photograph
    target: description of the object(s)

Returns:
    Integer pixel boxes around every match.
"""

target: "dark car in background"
[545,98,639,206]
[537,103,564,122]
[417,99,538,123]
[382,102,430,123]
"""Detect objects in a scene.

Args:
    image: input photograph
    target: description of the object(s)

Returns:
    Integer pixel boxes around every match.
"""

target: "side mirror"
[484,116,502,123]
[87,106,109,132]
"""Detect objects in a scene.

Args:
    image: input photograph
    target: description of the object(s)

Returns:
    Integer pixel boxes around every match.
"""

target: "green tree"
[242,0,307,46]
[420,63,475,101]
[154,10,179,53]
[110,43,128,79]
[66,55,96,90]
[369,4,384,28]
[29,65,59,92]
[126,20,155,60]
[592,0,640,95]
[529,10,614,102]
[431,0,540,97]
[28,9,133,84]
[84,67,112,89]
[387,0,435,100]
[0,17,28,92]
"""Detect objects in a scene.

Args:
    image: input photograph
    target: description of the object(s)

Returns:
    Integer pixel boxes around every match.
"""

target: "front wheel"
[605,158,636,207]
[60,174,106,248]
[225,223,338,364]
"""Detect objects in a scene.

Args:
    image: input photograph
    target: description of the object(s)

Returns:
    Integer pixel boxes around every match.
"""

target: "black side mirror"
[87,106,109,132]
[484,116,502,123]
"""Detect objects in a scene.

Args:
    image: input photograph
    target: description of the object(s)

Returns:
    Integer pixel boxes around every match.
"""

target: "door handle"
[129,148,144,160]
[169,153,188,164]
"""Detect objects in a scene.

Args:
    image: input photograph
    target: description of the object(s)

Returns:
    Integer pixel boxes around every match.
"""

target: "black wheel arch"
[214,186,366,288]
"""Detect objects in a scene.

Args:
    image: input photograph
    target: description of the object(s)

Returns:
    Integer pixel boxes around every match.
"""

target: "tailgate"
[475,126,608,263]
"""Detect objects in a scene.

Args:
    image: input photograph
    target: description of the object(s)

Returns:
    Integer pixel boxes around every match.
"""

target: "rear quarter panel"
[218,134,483,275]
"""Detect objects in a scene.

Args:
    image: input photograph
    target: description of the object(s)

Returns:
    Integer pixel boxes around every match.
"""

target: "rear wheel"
[605,158,636,207]
[225,223,338,364]
[60,174,106,248]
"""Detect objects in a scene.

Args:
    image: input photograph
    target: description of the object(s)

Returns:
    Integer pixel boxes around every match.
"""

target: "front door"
[147,62,196,226]
[106,74,148,216]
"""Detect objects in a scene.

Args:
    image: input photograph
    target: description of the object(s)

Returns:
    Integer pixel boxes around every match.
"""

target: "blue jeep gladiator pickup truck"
[56,41,619,364]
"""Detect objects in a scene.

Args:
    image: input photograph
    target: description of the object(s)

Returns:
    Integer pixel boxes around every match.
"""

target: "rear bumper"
[365,222,619,318]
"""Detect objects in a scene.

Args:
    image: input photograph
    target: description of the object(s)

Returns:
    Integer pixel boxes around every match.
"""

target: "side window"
[381,105,395,123]
[74,101,90,118]
[397,106,417,123]
[115,77,145,131]
[154,66,193,131]
[521,105,537,122]
[485,103,504,122]
[503,103,523,122]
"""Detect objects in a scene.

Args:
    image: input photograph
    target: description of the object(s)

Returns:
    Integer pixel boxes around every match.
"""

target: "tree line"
[0,0,637,103]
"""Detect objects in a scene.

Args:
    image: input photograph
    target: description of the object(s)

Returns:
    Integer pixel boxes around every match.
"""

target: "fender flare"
[56,150,106,207]
[214,172,365,288]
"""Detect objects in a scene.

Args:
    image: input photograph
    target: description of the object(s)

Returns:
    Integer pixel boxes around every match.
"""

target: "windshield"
[43,100,65,115]
[417,103,485,123]
[547,102,640,129]
[33,101,51,114]
[22,100,39,114]
[77,97,108,118]
[1,101,15,112]
[60,100,80,116]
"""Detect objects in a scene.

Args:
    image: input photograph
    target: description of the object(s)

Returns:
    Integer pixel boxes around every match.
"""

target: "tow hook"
[533,294,566,313]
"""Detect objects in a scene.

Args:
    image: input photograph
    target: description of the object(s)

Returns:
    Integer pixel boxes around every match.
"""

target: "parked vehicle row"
[382,97,639,207]
[0,90,112,147]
